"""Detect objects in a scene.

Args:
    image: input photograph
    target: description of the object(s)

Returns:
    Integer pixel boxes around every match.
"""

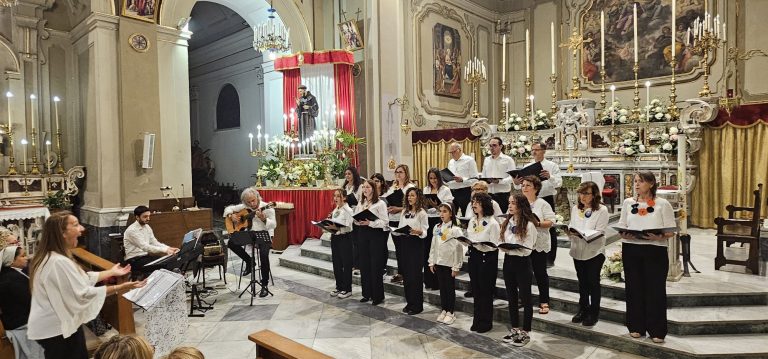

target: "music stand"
[175,229,215,317]
[235,230,273,305]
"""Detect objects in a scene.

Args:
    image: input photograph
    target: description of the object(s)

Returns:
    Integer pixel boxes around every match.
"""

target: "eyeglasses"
[489,144,500,147]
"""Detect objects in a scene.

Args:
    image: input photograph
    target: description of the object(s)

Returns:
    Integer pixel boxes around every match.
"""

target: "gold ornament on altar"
[464,57,487,118]
[560,30,592,100]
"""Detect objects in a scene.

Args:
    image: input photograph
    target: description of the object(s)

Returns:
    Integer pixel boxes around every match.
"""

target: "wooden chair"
[602,176,619,213]
[714,184,763,274]
[198,230,228,286]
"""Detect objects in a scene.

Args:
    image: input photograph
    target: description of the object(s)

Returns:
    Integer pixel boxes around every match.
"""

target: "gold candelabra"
[466,70,486,118]
[632,62,641,120]
[5,126,17,175]
[54,129,65,174]
[500,82,508,124]
[524,77,532,117]
[690,30,723,98]
[30,128,40,175]
[561,30,592,100]
[599,69,607,109]
[549,75,558,116]
[668,58,679,118]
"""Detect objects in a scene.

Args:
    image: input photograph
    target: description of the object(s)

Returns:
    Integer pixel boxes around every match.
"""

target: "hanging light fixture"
[252,0,291,58]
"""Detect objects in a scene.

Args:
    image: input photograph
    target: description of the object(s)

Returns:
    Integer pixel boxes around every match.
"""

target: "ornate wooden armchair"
[714,184,763,274]
[602,176,619,212]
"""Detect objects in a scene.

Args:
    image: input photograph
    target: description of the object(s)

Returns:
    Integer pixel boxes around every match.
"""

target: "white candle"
[248,133,253,152]
[29,94,36,131]
[45,140,51,173]
[525,29,530,77]
[21,139,27,173]
[633,3,638,63]
[610,85,616,106]
[722,22,726,42]
[257,125,262,149]
[645,81,651,120]
[264,134,269,151]
[501,34,506,80]
[671,0,676,58]
[529,95,534,112]
[53,96,61,132]
[600,11,606,68]
[550,22,556,74]
[5,92,13,131]
[685,27,690,46]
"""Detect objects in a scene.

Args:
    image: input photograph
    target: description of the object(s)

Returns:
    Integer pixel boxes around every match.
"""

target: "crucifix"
[354,8,362,22]
[340,9,348,22]
[560,29,592,99]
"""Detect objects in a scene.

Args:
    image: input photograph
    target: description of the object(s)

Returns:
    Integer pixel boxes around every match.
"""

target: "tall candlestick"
[610,85,616,105]
[29,94,36,131]
[525,29,530,77]
[21,139,27,174]
[600,11,606,68]
[248,133,254,152]
[257,124,262,149]
[645,81,651,108]
[6,92,12,130]
[45,140,51,173]
[550,22,556,74]
[671,0,676,58]
[529,95,535,114]
[53,96,61,131]
[633,3,638,63]
[501,34,506,80]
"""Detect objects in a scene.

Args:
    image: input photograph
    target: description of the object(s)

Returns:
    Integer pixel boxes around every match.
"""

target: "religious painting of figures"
[121,0,158,23]
[581,0,705,84]
[433,23,462,98]
[339,20,364,50]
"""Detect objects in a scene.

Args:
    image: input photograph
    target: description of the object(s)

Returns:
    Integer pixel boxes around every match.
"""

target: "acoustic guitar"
[225,202,276,234]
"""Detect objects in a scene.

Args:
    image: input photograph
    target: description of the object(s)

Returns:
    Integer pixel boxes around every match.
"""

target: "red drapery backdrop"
[707,103,768,128]
[333,64,356,133]
[258,188,335,245]
[282,68,301,132]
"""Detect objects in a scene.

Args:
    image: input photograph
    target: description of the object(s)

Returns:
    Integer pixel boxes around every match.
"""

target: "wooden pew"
[126,209,213,249]
[0,321,13,359]
[71,247,136,335]
[249,330,332,359]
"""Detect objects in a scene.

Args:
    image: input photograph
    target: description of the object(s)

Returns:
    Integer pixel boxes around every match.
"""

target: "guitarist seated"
[224,187,276,297]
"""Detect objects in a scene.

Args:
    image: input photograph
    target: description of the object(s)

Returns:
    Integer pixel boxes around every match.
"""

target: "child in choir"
[423,167,455,290]
[428,203,463,325]
[384,164,415,284]
[353,179,390,305]
[500,194,538,346]
[463,181,504,219]
[568,181,609,326]
[343,166,364,206]
[617,172,675,343]
[326,188,354,299]
[520,175,556,315]
[465,192,500,333]
[396,187,429,315]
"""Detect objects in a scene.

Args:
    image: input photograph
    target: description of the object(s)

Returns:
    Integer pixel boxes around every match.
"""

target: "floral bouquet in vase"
[611,130,647,156]
[598,101,630,125]
[658,126,682,154]
[531,109,553,130]
[640,98,676,123]
[601,248,624,282]
[257,159,284,186]
[507,135,532,159]
[501,113,526,131]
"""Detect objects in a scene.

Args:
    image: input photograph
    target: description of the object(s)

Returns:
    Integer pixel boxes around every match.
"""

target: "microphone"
[160,186,172,191]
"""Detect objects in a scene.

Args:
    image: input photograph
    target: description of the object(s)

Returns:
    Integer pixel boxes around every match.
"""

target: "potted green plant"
[43,190,72,212]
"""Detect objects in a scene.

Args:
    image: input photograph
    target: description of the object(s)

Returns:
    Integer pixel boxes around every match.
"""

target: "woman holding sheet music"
[383,164,415,284]
[396,188,429,315]
[353,180,390,305]
[28,212,146,359]
[617,172,676,343]
[423,168,454,290]
[520,175,557,315]
[568,181,609,327]
[465,193,500,333]
[499,194,538,347]
[327,188,354,299]
[343,166,364,206]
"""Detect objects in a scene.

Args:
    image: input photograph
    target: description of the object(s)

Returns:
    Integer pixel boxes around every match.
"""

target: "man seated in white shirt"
[224,187,276,297]
[123,206,180,278]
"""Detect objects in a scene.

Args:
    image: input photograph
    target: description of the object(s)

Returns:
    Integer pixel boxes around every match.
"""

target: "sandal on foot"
[630,332,642,338]
[538,304,550,314]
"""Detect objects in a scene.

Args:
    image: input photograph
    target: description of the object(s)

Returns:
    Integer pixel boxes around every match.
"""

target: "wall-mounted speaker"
[142,133,155,169]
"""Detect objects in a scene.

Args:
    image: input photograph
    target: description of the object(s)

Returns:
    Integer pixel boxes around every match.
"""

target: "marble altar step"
[279,243,768,359]
[314,237,768,308]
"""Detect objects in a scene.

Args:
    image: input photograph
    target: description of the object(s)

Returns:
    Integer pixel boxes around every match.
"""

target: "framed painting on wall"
[433,23,462,99]
[121,0,158,23]
[581,0,705,85]
[339,20,364,50]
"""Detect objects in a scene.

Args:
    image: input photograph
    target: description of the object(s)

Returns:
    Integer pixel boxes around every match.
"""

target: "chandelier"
[252,1,291,58]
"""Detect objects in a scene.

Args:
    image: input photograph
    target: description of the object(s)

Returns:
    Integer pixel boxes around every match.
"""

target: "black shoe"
[259,287,269,297]
[360,297,370,303]
[464,291,473,298]
[242,266,253,277]
[402,306,410,313]
[372,299,384,306]
[406,309,423,315]
[571,310,586,323]
[582,313,598,327]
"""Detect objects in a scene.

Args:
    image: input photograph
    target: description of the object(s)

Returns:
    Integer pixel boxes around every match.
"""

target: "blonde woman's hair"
[0,227,13,251]
[166,347,205,359]
[93,335,154,359]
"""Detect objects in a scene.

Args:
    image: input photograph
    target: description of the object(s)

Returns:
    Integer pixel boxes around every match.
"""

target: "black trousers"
[392,223,404,276]
[491,191,510,214]
[401,235,424,312]
[451,187,472,217]
[331,233,354,292]
[573,254,606,315]
[623,243,668,339]
[503,255,533,332]
[434,265,456,312]
[37,326,87,359]
[542,195,558,263]
[352,233,360,269]
[356,225,388,301]
[423,217,441,289]
[530,250,550,304]
[468,248,498,332]
[228,232,272,286]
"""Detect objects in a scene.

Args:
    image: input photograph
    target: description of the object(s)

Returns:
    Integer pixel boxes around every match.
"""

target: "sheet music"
[123,269,183,310]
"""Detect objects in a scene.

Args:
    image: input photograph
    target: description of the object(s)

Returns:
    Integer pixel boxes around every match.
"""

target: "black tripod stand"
[234,230,274,306]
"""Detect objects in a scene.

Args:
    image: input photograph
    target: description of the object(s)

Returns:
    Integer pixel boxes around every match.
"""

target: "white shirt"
[568,205,609,260]
[447,154,479,190]
[466,215,500,252]
[123,221,170,261]
[423,185,455,217]
[502,221,537,257]
[428,222,464,271]
[353,199,389,229]
[465,199,504,219]
[481,153,516,194]
[617,197,676,247]
[383,183,415,222]
[28,252,107,340]
[397,209,429,239]
[530,198,557,252]
[329,204,354,235]
[223,204,277,237]
[514,159,562,198]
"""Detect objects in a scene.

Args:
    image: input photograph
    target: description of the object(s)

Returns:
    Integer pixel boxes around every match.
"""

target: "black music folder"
[392,225,412,236]
[312,219,347,234]
[353,209,380,222]
[477,177,502,183]
[612,226,679,240]
[508,161,545,180]
[346,193,359,206]
[439,168,455,183]
[568,227,604,243]
[424,194,440,208]
[384,189,404,207]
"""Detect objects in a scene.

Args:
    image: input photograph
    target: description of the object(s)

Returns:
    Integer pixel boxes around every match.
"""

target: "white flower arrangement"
[598,101,630,125]
[658,126,681,154]
[507,135,532,159]
[531,109,553,130]
[500,113,526,131]
[257,159,284,182]
[640,98,676,123]
[611,130,647,156]
[601,248,624,282]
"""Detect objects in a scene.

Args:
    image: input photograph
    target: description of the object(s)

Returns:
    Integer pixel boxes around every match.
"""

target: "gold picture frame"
[121,0,158,23]
[338,20,363,50]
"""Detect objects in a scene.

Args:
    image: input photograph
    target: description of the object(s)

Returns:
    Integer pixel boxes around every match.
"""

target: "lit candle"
[671,0,676,58]
[600,11,606,68]
[257,124,262,149]
[525,29,530,77]
[264,134,269,151]
[633,3,638,63]
[529,95,535,113]
[645,81,651,120]
[29,94,36,131]
[610,84,616,106]
[248,133,254,152]
[501,33,506,80]
[21,139,27,174]
[53,96,61,132]
[722,22,726,42]
[283,114,288,131]
[5,92,13,131]
[340,110,345,127]
[45,140,51,173]
[550,22,556,74]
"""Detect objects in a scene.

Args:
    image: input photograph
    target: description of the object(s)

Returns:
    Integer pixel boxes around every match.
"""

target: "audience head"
[343,166,362,190]
[489,137,504,156]
[166,346,205,359]
[577,181,602,211]
[361,179,379,203]
[0,227,19,251]
[241,187,262,208]
[634,171,659,198]
[404,187,424,212]
[332,188,347,207]
[531,142,547,162]
[471,192,494,217]
[471,181,489,195]
[0,245,26,271]
[426,167,445,190]
[134,205,151,225]
[448,142,463,160]
[93,335,154,359]
[370,173,388,194]
[394,164,410,186]
[521,175,542,198]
